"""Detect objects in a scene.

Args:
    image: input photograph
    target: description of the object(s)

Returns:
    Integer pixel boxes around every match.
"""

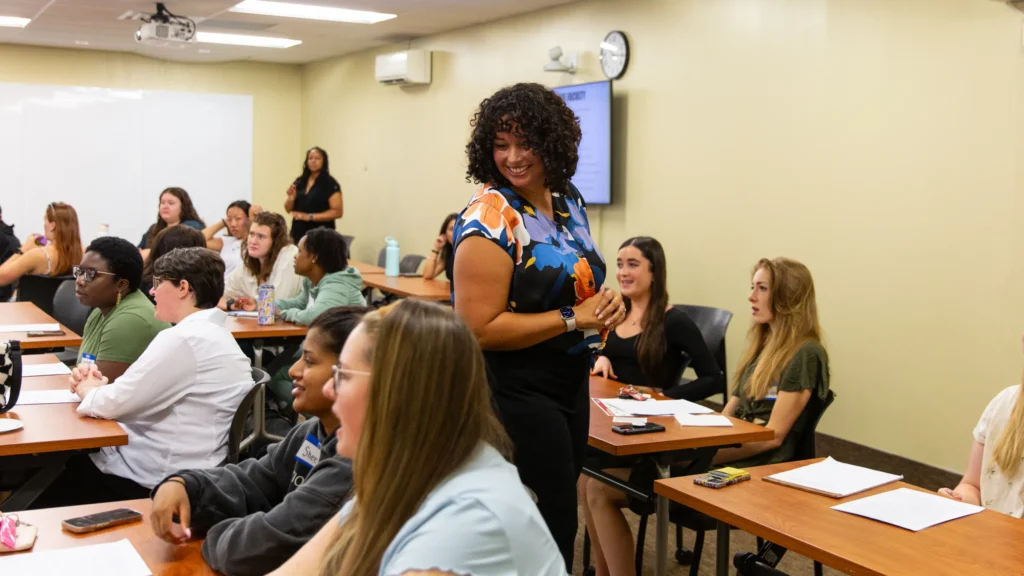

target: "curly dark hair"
[465,83,581,194]
[86,236,144,292]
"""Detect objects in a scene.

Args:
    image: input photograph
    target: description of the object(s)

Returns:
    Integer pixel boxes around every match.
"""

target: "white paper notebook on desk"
[832,487,984,531]
[22,362,72,377]
[0,323,60,333]
[601,398,713,416]
[763,457,903,498]
[0,538,150,575]
[16,389,81,405]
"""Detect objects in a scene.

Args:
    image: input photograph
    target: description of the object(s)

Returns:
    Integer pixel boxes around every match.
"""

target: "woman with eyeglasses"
[270,300,565,576]
[0,202,83,288]
[33,247,254,508]
[140,226,209,304]
[74,237,169,383]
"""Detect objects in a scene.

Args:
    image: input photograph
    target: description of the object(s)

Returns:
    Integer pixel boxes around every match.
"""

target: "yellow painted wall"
[302,0,1024,472]
[0,44,302,213]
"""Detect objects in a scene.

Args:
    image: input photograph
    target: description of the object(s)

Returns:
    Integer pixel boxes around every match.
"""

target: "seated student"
[0,205,20,301]
[275,229,365,326]
[221,212,302,311]
[590,237,721,400]
[74,237,169,383]
[269,300,565,576]
[204,200,258,277]
[0,201,83,288]
[34,247,255,507]
[939,336,1024,517]
[138,187,205,253]
[150,306,369,575]
[422,213,457,281]
[583,257,830,576]
[140,225,208,303]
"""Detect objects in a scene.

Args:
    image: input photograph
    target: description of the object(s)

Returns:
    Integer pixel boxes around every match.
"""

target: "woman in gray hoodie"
[149,306,370,576]
[275,228,366,325]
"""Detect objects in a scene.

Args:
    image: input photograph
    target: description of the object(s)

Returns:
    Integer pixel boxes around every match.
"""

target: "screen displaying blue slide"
[553,80,612,205]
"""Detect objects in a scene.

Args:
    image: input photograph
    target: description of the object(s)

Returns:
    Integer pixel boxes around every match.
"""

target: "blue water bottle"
[384,236,400,277]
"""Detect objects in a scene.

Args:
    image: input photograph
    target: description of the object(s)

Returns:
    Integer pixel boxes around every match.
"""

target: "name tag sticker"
[766,384,779,401]
[295,434,321,468]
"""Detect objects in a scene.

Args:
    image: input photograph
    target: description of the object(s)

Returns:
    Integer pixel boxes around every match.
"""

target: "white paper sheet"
[228,311,258,318]
[764,457,903,498]
[0,323,60,333]
[675,413,733,427]
[22,363,72,377]
[601,398,714,416]
[0,538,151,575]
[16,389,81,405]
[832,487,984,531]
[613,417,648,426]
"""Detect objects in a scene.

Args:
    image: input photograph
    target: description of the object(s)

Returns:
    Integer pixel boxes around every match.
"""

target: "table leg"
[253,339,264,370]
[717,520,730,576]
[0,453,70,512]
[655,462,670,576]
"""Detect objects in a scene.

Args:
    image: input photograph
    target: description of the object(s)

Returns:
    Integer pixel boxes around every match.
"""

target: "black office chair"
[400,254,425,274]
[16,274,74,316]
[342,235,354,258]
[376,247,387,268]
[51,280,92,365]
[674,304,732,402]
[673,389,836,576]
[227,368,270,465]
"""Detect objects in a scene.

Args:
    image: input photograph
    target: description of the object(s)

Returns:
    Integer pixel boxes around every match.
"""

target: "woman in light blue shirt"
[269,300,565,576]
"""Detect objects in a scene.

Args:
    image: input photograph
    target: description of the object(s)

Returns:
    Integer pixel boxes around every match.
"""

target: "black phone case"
[611,423,666,435]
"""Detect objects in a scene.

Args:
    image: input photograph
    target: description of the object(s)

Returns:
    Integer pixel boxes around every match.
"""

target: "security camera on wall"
[544,46,578,74]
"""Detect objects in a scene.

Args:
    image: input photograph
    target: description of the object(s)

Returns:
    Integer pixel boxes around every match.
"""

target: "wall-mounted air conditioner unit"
[375,49,432,86]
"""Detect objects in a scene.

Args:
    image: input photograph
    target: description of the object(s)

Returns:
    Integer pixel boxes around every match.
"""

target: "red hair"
[45,202,83,275]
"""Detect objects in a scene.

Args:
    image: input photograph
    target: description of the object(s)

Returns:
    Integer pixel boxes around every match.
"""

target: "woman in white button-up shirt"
[33,246,255,509]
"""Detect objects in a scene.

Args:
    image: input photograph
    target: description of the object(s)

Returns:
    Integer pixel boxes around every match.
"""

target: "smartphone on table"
[611,422,666,435]
[62,508,143,534]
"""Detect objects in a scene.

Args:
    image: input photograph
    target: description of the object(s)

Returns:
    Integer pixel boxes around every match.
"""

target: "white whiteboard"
[0,83,253,247]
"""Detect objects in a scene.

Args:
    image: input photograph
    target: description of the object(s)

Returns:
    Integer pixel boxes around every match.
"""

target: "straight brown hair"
[734,257,823,399]
[620,236,670,387]
[318,300,511,575]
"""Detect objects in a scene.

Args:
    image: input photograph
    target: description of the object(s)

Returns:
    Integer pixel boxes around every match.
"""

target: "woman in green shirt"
[73,237,170,382]
[714,256,830,468]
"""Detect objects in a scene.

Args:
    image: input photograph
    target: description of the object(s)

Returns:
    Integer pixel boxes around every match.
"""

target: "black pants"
[488,351,590,571]
[29,454,151,509]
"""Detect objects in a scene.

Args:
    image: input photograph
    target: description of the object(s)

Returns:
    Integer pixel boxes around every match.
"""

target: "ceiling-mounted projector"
[134,3,195,46]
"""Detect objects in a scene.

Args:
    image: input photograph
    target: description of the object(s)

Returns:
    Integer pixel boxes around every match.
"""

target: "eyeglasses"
[72,265,116,283]
[331,364,370,393]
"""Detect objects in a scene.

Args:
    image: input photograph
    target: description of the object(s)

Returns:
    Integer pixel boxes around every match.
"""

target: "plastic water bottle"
[384,236,400,277]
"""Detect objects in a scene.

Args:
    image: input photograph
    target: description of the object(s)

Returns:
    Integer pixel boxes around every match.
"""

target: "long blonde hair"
[992,375,1024,476]
[734,257,822,400]
[318,300,511,576]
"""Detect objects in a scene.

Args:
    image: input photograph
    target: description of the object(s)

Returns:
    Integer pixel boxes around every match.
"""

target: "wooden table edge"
[0,433,129,457]
[589,426,774,456]
[653,478,884,576]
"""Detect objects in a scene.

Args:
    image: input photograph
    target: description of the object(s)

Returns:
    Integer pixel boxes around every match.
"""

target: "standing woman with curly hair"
[452,82,627,568]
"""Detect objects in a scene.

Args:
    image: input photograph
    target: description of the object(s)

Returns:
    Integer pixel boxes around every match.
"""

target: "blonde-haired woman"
[713,257,830,467]
[938,335,1024,516]
[270,300,565,576]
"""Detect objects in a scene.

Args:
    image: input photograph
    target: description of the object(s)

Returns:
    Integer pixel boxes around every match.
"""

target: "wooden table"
[223,315,308,340]
[360,274,450,301]
[0,302,82,350]
[9,499,214,575]
[349,260,385,275]
[0,355,128,512]
[587,376,772,576]
[655,458,1024,576]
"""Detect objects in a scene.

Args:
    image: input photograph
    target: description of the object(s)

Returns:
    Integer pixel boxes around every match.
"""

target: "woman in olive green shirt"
[73,237,169,382]
[714,257,830,468]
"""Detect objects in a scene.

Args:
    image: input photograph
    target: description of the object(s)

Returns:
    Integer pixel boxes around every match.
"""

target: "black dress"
[290,173,341,244]
[600,307,723,401]
[452,183,605,569]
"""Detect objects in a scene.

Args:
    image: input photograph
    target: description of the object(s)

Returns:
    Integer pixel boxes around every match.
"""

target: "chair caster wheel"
[675,548,694,565]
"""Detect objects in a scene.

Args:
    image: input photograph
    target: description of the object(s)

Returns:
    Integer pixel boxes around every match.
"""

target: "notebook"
[763,457,903,498]
[832,487,984,531]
